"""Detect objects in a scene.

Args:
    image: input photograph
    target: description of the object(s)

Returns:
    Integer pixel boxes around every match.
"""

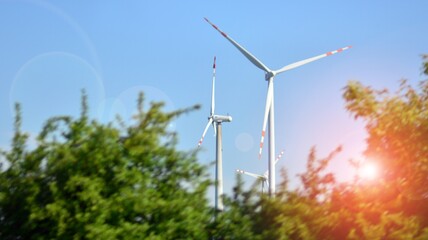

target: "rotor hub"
[265,71,275,80]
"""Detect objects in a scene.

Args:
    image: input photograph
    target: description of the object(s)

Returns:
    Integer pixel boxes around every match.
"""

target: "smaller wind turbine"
[236,150,284,193]
[198,56,232,213]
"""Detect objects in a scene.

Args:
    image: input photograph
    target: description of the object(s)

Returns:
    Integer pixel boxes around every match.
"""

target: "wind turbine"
[236,150,284,194]
[204,18,351,196]
[198,56,232,213]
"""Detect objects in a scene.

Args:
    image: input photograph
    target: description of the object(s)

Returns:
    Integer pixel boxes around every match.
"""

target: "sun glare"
[358,162,378,180]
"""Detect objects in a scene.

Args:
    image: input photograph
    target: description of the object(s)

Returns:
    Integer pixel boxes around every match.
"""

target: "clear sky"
[1,0,428,197]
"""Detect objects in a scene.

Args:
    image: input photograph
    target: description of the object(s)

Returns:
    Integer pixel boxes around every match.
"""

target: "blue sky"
[1,0,428,197]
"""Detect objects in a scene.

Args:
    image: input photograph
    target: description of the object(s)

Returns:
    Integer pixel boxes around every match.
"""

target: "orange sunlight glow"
[358,162,378,180]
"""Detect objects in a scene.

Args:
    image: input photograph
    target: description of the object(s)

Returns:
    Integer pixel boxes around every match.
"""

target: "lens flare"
[358,162,378,180]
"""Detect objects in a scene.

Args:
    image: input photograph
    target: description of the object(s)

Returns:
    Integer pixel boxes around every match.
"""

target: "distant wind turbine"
[198,56,232,213]
[204,17,351,196]
[237,150,284,194]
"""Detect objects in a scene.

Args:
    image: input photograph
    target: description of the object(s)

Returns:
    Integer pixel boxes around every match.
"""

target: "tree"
[335,57,428,239]
[0,92,211,239]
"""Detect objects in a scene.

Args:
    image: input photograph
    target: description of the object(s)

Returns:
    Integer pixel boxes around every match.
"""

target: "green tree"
[0,92,211,239]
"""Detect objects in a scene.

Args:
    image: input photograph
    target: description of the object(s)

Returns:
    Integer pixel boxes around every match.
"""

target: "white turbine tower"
[204,18,351,196]
[236,150,284,193]
[198,56,232,213]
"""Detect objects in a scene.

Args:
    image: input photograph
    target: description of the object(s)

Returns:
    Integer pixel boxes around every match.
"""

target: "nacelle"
[213,115,232,123]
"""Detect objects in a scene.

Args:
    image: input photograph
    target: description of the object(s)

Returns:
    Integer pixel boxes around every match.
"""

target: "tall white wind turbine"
[198,56,232,213]
[205,18,351,196]
[236,150,284,194]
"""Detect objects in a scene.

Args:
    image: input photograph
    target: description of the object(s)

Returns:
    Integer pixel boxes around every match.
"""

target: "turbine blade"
[198,118,213,147]
[275,149,285,164]
[212,120,217,136]
[204,18,271,73]
[264,149,285,177]
[236,169,265,180]
[211,56,216,116]
[275,46,352,74]
[258,81,273,159]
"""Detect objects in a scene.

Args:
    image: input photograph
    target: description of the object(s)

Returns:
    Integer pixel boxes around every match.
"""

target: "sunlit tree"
[336,56,428,239]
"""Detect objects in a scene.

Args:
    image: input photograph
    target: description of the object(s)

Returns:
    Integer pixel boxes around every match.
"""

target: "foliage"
[336,56,428,239]
[0,92,210,239]
[2,57,428,239]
